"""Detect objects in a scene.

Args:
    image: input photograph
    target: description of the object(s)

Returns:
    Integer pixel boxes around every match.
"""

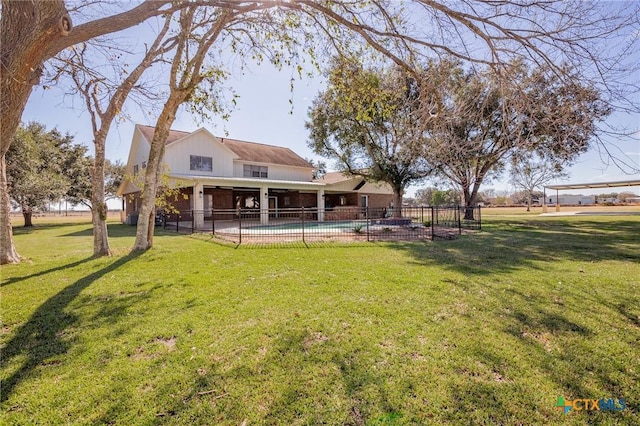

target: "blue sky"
[21,18,640,201]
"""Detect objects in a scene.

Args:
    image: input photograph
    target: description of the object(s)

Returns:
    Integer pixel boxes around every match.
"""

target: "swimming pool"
[245,220,369,232]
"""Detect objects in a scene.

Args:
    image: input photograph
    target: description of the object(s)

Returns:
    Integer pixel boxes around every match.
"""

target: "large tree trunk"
[0,1,169,264]
[132,106,179,251]
[0,154,20,263]
[22,209,33,227]
[131,8,232,251]
[0,1,70,264]
[462,185,479,220]
[392,187,404,218]
[85,15,173,257]
[91,139,111,256]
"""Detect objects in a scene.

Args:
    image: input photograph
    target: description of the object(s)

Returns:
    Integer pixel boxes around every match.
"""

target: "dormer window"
[243,164,268,178]
[190,155,213,172]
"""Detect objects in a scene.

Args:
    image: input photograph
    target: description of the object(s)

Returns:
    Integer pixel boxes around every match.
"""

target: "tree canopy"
[1,0,638,262]
[6,123,87,226]
[510,156,568,211]
[421,59,610,210]
[307,57,436,215]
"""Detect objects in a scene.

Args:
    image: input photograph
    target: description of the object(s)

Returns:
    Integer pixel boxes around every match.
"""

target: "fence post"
[366,206,370,242]
[238,210,242,245]
[191,209,195,234]
[431,206,435,241]
[211,209,215,235]
[176,213,180,233]
[302,206,305,244]
[457,205,462,235]
[478,205,482,231]
[421,206,424,225]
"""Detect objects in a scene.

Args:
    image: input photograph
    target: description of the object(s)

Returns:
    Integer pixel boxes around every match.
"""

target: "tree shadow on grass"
[0,252,142,403]
[59,223,137,238]
[1,256,94,287]
[456,282,640,421]
[387,219,640,276]
[150,327,404,425]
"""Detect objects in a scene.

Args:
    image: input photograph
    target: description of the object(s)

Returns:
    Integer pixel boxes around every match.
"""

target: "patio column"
[556,189,560,212]
[317,188,324,222]
[260,185,269,225]
[542,188,548,213]
[193,182,204,229]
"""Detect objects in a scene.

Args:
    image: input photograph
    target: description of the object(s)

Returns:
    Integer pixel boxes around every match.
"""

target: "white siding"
[164,132,235,177]
[131,131,150,173]
[233,162,313,182]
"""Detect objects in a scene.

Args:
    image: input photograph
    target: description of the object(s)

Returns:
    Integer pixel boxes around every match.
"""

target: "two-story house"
[117,125,393,227]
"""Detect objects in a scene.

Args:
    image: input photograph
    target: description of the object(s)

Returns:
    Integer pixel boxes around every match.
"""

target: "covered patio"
[543,179,640,212]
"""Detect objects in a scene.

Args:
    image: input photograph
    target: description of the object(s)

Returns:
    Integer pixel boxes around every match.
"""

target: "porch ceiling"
[170,174,325,190]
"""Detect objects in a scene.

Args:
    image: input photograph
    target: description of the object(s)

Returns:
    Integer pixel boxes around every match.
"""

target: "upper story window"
[243,164,268,178]
[190,155,213,172]
[133,164,139,175]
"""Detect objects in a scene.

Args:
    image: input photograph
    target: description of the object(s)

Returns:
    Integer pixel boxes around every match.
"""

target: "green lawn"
[1,216,639,425]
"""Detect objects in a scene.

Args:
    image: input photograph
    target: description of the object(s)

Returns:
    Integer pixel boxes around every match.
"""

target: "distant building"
[546,195,595,206]
[595,197,620,204]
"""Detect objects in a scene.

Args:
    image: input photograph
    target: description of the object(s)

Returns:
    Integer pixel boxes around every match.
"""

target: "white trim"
[169,173,325,189]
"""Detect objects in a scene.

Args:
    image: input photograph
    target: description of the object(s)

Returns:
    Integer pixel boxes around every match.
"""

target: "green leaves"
[6,122,89,213]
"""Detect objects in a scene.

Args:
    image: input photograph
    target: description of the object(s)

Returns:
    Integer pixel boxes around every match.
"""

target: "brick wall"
[207,188,233,209]
[367,194,393,209]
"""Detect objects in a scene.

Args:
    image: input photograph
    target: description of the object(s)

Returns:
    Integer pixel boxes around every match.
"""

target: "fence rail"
[159,206,481,244]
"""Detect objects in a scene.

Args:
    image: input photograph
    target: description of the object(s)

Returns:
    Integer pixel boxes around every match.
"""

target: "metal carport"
[543,179,640,212]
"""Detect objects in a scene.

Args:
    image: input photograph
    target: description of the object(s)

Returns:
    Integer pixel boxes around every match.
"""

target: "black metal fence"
[159,206,481,244]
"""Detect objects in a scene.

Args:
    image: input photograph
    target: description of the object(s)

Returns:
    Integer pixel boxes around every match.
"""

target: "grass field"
[1,213,639,425]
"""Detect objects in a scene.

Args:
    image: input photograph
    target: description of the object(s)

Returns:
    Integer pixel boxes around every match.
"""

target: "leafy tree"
[2,0,638,262]
[510,156,568,211]
[307,57,436,216]
[65,159,125,209]
[423,59,610,217]
[49,12,177,257]
[6,123,80,226]
[414,187,435,206]
[431,189,462,206]
[126,165,188,216]
[0,0,180,263]
[132,6,243,251]
[414,186,461,206]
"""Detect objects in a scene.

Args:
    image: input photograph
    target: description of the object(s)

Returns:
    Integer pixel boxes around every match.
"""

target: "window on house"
[142,161,147,169]
[133,164,139,175]
[243,164,268,178]
[190,155,213,172]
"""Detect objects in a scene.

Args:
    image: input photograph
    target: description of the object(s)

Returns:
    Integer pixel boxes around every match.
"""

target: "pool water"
[246,220,369,231]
